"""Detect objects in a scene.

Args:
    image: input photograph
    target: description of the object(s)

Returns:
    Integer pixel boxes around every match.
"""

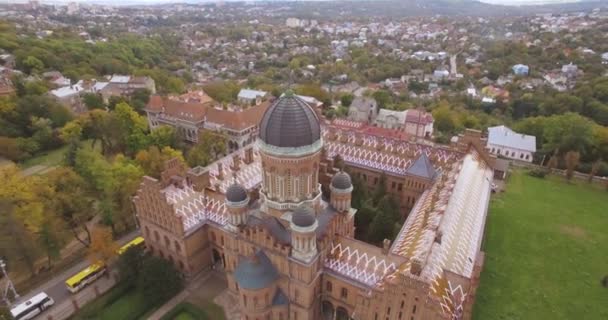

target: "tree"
[588,160,602,183]
[138,255,183,304]
[37,214,66,268]
[547,151,559,173]
[186,131,227,167]
[46,167,95,247]
[150,125,180,149]
[0,199,40,276]
[367,202,396,244]
[564,151,580,181]
[0,306,14,320]
[130,88,151,113]
[136,146,185,179]
[82,93,105,110]
[544,113,594,155]
[372,90,391,109]
[432,103,458,134]
[202,81,240,103]
[88,226,118,266]
[340,94,354,107]
[22,56,44,74]
[116,245,145,286]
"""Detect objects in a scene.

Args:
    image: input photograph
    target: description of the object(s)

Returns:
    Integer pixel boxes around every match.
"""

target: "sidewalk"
[147,269,229,320]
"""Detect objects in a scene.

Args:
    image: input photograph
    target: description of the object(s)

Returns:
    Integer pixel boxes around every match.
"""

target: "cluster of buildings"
[134,92,496,320]
[347,96,435,139]
[146,89,272,152]
[49,74,156,113]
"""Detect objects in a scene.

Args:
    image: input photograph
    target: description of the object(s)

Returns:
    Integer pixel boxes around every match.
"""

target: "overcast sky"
[0,0,585,6]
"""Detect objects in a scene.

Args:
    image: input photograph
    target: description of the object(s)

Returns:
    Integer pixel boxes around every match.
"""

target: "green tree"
[116,245,145,286]
[340,94,354,107]
[138,255,183,304]
[187,131,226,167]
[150,125,180,149]
[22,56,44,74]
[372,90,391,109]
[367,203,396,244]
[46,167,95,247]
[82,93,105,110]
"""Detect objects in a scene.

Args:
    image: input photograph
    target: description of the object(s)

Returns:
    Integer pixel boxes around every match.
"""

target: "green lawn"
[71,285,154,320]
[473,171,608,320]
[20,144,69,169]
[160,302,225,320]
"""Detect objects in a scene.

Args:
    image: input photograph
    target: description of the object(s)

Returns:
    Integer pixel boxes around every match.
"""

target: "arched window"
[164,235,170,247]
[174,241,181,252]
[145,226,150,237]
[154,230,159,241]
[326,281,332,292]
[341,287,348,299]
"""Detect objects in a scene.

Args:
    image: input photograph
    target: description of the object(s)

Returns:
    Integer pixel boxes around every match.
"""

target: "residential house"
[50,83,85,113]
[561,63,578,78]
[374,108,434,138]
[347,96,378,123]
[512,64,530,76]
[602,52,608,64]
[487,125,536,162]
[99,75,156,100]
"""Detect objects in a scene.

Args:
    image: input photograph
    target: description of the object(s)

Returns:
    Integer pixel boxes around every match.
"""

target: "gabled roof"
[406,153,437,180]
[234,250,279,290]
[487,125,536,153]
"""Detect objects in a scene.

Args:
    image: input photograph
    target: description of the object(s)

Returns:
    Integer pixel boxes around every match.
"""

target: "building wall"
[487,144,533,162]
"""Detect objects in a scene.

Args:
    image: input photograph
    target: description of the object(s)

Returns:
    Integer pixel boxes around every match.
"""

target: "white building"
[237,88,267,106]
[487,125,536,162]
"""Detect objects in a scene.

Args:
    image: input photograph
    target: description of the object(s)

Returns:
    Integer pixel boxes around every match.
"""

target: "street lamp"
[0,258,19,306]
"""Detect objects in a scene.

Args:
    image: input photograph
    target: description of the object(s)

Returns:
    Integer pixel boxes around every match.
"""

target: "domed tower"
[290,206,318,263]
[330,171,353,213]
[257,91,323,217]
[225,182,249,231]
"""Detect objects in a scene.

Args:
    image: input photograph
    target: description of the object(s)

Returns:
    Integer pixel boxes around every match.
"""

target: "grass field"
[20,144,69,169]
[71,285,154,320]
[473,171,608,320]
[159,301,225,320]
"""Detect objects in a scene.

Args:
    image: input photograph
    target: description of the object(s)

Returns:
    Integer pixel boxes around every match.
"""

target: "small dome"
[331,171,352,190]
[291,206,316,228]
[226,183,248,203]
[259,91,321,148]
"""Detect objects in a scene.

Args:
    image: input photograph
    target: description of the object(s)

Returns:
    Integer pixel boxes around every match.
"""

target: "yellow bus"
[117,236,145,255]
[65,262,106,293]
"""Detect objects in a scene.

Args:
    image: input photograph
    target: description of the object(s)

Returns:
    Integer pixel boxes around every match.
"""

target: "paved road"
[12,230,140,318]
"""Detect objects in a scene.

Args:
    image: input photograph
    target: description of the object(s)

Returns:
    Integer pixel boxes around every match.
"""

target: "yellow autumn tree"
[88,226,118,267]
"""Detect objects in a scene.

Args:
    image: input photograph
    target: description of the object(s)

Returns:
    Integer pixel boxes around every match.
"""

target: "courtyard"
[473,170,608,320]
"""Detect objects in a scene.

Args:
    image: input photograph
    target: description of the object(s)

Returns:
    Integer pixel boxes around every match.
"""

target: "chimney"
[217,163,224,180]
[382,239,391,255]
[186,166,210,192]
[410,258,423,276]
[244,147,254,164]
[232,154,241,171]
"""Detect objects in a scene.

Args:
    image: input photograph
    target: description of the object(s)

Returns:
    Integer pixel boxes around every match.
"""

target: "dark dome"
[226,183,248,203]
[331,171,352,190]
[259,92,321,148]
[291,206,316,228]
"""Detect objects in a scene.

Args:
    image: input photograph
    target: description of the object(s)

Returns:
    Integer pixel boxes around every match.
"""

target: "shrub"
[527,168,548,179]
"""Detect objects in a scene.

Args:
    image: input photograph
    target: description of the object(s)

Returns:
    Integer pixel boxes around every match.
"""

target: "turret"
[225,182,249,231]
[330,171,353,213]
[290,206,318,263]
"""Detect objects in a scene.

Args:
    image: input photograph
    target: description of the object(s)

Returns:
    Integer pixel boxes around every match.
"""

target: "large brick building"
[133,92,495,320]
[145,91,271,152]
